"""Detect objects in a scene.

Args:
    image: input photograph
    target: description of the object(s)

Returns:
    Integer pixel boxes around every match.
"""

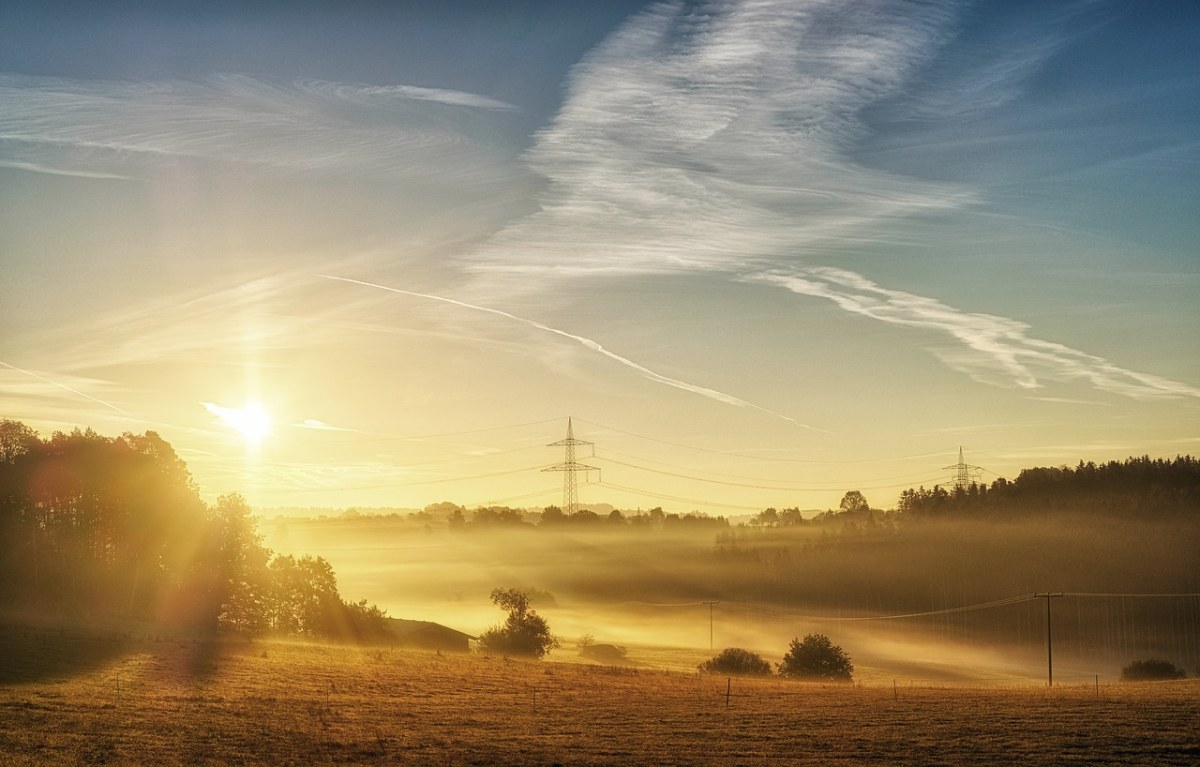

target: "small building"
[385,618,474,653]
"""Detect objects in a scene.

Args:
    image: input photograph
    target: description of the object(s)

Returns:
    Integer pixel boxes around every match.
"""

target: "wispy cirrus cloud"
[0,360,129,414]
[465,0,970,279]
[39,274,335,372]
[320,274,819,429]
[455,0,1197,401]
[746,267,1200,400]
[0,73,520,183]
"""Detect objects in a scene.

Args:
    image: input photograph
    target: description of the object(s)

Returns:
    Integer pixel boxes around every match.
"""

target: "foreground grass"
[1,633,1198,766]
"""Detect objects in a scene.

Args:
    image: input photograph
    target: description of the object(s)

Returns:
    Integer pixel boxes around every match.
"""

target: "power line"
[593,592,1200,618]
[597,448,948,488]
[600,481,768,511]
[1063,592,1200,598]
[462,485,561,508]
[718,594,1037,622]
[595,454,946,493]
[575,418,954,465]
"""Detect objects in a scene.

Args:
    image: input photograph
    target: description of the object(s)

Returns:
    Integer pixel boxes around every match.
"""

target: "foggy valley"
[268,498,1200,683]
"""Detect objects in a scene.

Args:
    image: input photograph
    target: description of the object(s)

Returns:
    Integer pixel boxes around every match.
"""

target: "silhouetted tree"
[267,554,339,636]
[698,647,772,676]
[477,587,558,658]
[754,508,779,527]
[0,422,210,616]
[204,493,271,634]
[0,421,389,641]
[778,634,854,681]
[839,491,869,515]
[1121,659,1187,681]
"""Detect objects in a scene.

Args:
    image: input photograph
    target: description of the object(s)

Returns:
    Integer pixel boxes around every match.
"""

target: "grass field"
[2,628,1198,766]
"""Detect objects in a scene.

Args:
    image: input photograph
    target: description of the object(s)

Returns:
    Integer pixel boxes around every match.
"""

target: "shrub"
[777,634,854,682]
[698,648,772,676]
[1121,659,1187,681]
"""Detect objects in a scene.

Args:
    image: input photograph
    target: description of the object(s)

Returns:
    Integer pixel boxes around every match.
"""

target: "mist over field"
[267,512,1200,683]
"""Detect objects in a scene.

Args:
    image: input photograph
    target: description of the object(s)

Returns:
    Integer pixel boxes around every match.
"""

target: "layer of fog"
[267,517,1200,684]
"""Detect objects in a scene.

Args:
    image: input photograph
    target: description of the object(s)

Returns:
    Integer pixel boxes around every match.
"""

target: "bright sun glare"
[204,402,272,443]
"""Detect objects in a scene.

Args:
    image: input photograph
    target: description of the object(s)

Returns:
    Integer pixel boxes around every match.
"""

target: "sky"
[1,0,1198,515]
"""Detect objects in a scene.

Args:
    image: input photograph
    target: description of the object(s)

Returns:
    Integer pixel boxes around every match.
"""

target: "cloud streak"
[0,73,520,184]
[319,275,818,429]
[0,360,129,414]
[745,267,1200,400]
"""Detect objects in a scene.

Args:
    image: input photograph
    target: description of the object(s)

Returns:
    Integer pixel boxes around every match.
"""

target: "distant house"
[385,618,474,653]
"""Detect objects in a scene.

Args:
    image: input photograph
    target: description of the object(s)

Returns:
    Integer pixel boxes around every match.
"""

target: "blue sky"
[1,0,1197,512]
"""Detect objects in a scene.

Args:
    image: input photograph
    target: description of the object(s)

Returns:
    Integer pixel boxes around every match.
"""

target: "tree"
[203,493,271,634]
[754,508,779,527]
[1121,659,1187,681]
[540,506,566,525]
[839,491,869,515]
[0,419,40,463]
[477,587,558,658]
[698,647,772,676]
[778,634,854,681]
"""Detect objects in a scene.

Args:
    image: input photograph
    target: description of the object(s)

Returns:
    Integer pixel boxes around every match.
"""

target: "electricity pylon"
[943,446,984,491]
[542,418,600,516]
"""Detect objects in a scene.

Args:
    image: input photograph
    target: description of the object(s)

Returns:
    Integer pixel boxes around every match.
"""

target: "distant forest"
[302,455,1200,532]
[897,456,1200,520]
[0,420,388,640]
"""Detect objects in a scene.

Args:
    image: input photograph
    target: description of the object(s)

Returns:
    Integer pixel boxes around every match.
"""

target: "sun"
[204,402,272,443]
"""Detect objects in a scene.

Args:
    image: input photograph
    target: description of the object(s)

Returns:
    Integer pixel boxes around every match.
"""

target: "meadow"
[2,628,1198,766]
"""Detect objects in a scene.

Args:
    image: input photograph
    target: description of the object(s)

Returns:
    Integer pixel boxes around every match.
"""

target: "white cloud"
[0,73,520,184]
[464,0,970,281]
[747,267,1200,400]
[454,0,1197,401]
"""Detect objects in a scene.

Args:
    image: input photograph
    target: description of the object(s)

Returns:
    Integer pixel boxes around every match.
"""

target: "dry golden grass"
[1,632,1198,766]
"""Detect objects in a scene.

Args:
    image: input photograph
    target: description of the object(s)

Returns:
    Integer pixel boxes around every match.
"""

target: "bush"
[777,634,854,682]
[698,648,772,676]
[1121,659,1187,681]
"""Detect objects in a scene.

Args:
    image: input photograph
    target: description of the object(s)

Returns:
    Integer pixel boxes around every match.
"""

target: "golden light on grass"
[2,633,1198,766]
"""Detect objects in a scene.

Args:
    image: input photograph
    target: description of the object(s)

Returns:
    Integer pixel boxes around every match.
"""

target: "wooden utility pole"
[702,601,719,650]
[1035,592,1064,686]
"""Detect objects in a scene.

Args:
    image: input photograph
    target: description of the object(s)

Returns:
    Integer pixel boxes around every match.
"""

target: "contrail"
[0,360,129,414]
[319,275,820,430]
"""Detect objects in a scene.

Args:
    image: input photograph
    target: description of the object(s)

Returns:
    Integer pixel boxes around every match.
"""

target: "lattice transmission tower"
[542,418,601,516]
[943,446,984,491]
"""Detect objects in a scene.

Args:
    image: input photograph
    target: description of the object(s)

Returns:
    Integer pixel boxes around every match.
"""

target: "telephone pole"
[1035,592,1064,687]
[542,418,600,516]
[702,601,719,650]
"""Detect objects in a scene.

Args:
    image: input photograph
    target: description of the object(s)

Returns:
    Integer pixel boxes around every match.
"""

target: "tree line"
[0,420,387,640]
[896,456,1199,520]
[273,452,1199,537]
